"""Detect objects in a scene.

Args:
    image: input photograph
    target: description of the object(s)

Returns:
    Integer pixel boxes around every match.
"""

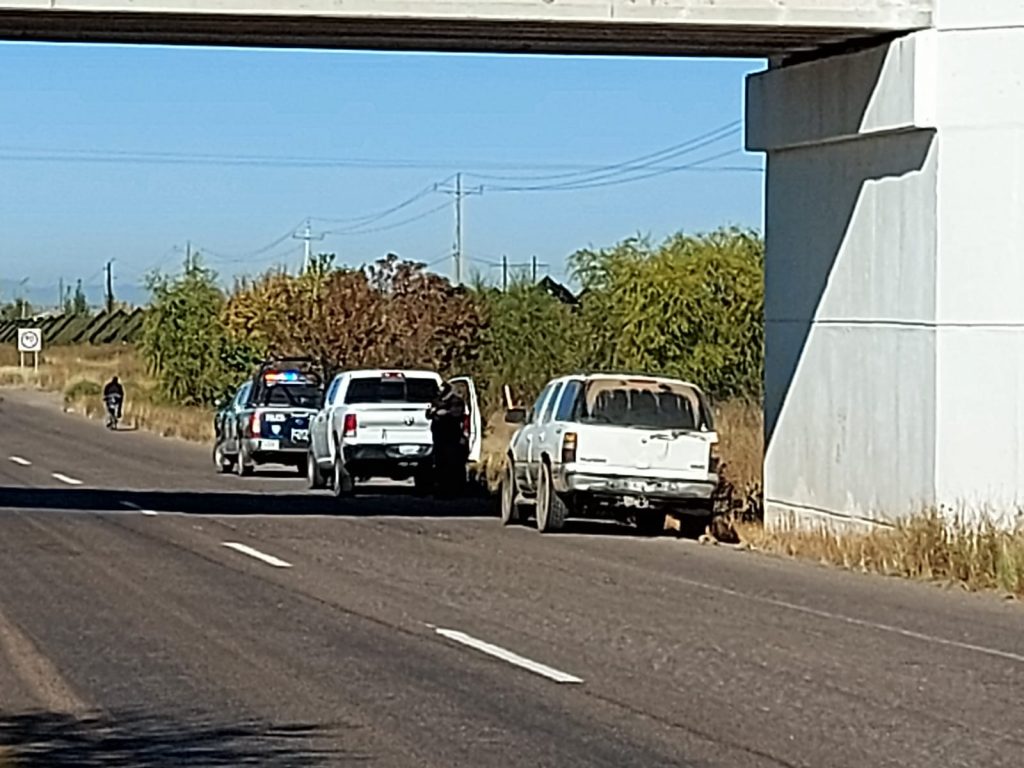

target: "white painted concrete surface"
[0,0,933,28]
[750,9,1024,527]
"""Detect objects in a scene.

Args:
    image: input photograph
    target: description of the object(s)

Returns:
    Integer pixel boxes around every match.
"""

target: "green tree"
[71,280,89,315]
[572,227,763,400]
[471,278,589,409]
[141,259,256,406]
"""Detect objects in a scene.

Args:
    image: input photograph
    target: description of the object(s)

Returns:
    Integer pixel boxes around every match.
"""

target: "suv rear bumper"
[560,471,717,502]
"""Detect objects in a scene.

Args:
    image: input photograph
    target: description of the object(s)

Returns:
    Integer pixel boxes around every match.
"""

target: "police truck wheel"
[235,449,253,477]
[307,451,326,490]
[213,443,231,474]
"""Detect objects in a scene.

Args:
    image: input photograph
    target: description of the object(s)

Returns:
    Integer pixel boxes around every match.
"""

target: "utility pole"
[502,255,509,292]
[58,277,64,313]
[293,219,325,273]
[104,260,115,313]
[435,173,482,285]
[185,241,193,271]
[531,255,538,283]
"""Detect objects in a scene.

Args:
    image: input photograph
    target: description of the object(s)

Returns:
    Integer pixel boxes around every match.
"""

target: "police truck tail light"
[249,412,261,437]
[709,443,720,474]
[343,413,358,438]
[463,413,471,437]
[561,432,578,464]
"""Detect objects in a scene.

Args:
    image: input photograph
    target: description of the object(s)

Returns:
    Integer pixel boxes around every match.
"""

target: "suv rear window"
[345,376,440,404]
[576,378,712,431]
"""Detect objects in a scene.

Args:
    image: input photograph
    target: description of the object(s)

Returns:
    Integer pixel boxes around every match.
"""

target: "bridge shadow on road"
[0,710,359,767]
[0,485,496,519]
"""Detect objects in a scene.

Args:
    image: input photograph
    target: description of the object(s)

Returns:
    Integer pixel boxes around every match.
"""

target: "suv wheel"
[499,460,521,526]
[535,462,567,533]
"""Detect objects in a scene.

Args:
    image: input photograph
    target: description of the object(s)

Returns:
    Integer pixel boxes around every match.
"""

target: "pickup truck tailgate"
[353,404,432,444]
[578,425,712,480]
[256,408,316,447]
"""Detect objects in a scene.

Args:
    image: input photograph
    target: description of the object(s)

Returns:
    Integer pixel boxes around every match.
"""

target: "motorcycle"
[104,393,123,430]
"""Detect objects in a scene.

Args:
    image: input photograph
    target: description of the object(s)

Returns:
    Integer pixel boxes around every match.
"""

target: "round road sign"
[17,328,42,353]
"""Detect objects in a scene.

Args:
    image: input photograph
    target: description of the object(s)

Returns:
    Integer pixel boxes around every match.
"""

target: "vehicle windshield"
[252,383,322,408]
[345,376,440,404]
[575,378,713,431]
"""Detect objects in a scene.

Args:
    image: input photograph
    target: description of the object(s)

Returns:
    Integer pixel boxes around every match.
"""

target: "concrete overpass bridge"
[4,0,1023,528]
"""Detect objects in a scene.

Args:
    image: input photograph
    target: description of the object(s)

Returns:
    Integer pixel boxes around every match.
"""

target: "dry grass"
[736,511,1024,598]
[0,344,213,443]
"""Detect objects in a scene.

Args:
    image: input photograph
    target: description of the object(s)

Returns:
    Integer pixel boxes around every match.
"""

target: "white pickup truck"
[500,373,719,534]
[307,369,481,497]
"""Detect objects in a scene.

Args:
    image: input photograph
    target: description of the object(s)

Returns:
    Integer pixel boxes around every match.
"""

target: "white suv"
[500,373,719,534]
[308,369,481,496]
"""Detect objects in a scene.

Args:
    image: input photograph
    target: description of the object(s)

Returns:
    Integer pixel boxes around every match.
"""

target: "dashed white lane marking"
[51,473,83,486]
[435,628,583,684]
[8,456,31,466]
[222,542,292,569]
[120,501,158,516]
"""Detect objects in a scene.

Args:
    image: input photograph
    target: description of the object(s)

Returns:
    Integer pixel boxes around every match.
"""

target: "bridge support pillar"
[748,3,1024,528]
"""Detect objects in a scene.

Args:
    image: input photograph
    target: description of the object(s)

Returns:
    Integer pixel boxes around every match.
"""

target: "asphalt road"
[1,388,1023,767]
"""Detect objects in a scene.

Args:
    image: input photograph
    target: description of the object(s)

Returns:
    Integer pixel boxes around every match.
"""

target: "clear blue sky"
[0,42,764,307]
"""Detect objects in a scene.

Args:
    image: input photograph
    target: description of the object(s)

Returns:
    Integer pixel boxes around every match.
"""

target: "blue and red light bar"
[264,370,304,384]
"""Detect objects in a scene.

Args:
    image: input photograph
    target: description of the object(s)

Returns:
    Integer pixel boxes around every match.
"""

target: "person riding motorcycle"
[426,382,468,497]
[103,376,125,426]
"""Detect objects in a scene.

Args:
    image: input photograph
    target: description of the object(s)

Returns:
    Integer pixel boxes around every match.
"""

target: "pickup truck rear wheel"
[332,454,354,498]
[499,460,521,526]
[536,462,567,533]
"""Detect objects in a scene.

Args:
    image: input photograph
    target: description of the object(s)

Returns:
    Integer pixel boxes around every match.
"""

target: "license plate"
[259,439,280,451]
[399,445,421,456]
[291,429,309,443]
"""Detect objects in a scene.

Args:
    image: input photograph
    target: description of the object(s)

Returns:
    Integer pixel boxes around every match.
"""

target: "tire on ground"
[536,460,567,533]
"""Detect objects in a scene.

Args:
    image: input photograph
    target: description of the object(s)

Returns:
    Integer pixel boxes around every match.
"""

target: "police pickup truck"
[213,360,323,477]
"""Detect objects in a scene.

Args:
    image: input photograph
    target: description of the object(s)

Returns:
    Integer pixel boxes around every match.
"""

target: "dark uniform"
[103,376,125,420]
[427,383,468,497]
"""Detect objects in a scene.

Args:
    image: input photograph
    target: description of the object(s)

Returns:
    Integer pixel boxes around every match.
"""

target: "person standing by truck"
[426,381,468,498]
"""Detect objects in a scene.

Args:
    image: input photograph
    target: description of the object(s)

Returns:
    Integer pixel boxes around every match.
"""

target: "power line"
[487,148,749,193]
[321,201,451,238]
[467,120,742,184]
[311,177,454,228]
[480,131,744,193]
[195,219,306,262]
[0,143,755,174]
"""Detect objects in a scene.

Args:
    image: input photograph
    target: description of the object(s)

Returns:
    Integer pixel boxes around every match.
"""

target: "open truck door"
[449,376,482,463]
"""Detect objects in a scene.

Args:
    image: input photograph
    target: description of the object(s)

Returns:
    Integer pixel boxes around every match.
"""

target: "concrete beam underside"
[0,0,932,56]
[750,6,1024,528]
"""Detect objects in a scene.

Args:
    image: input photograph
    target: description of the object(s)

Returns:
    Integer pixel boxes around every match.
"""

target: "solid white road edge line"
[674,574,1024,667]
[120,501,158,516]
[8,456,31,466]
[222,542,293,569]
[51,473,83,486]
[435,628,583,684]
